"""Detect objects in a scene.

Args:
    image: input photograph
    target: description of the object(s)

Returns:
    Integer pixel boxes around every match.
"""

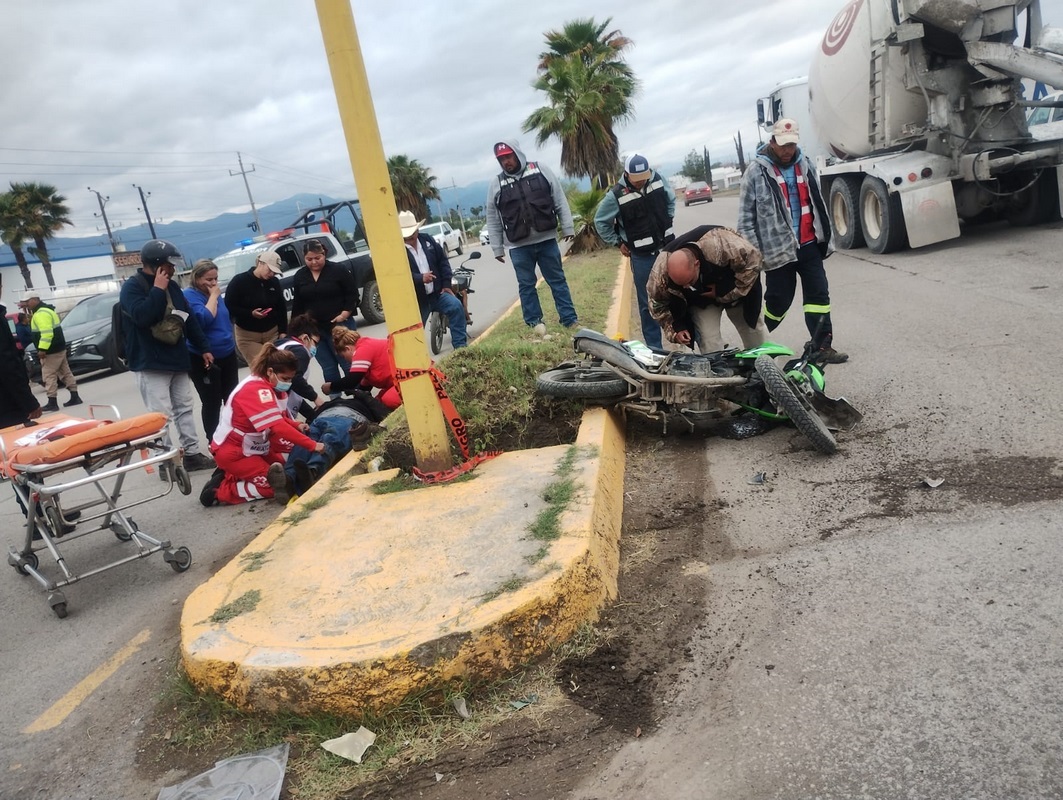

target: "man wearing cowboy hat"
[400,210,467,349]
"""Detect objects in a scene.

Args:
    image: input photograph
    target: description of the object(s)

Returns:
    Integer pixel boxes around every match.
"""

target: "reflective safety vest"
[613,173,674,254]
[771,163,817,245]
[495,162,558,243]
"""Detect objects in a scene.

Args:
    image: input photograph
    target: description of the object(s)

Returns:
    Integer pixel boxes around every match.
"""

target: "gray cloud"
[3,0,1060,240]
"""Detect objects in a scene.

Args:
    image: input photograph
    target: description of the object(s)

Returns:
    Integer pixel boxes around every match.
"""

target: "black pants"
[763,242,834,349]
[189,350,240,441]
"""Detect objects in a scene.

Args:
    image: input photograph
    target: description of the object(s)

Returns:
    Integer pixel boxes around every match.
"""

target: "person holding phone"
[223,251,288,366]
[184,259,240,440]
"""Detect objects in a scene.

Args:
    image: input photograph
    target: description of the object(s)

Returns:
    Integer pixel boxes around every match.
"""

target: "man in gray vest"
[485,140,578,336]
[594,152,675,348]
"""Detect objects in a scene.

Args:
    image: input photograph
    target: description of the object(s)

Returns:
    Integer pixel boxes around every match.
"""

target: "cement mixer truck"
[760,0,1063,253]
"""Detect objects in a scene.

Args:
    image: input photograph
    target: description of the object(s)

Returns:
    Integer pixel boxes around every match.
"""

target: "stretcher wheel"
[174,465,192,495]
[111,518,137,542]
[13,551,38,575]
[44,505,64,538]
[52,602,68,619]
[166,546,192,573]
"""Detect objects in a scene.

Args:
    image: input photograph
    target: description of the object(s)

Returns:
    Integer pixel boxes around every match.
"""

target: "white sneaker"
[532,323,547,336]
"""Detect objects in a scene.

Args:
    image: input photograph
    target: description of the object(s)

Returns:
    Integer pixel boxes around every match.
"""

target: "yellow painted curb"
[178,256,632,715]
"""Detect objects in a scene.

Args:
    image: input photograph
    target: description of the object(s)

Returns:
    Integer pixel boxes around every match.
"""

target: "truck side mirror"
[756,99,766,126]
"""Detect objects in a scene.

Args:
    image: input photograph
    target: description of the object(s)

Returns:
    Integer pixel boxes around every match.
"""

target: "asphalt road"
[573,198,1063,799]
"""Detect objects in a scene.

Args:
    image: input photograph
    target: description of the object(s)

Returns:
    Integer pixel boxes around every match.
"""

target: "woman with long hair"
[183,259,240,439]
[321,327,401,410]
[201,345,325,506]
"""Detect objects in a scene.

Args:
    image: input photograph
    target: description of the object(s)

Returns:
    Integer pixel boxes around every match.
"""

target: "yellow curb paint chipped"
[24,628,151,734]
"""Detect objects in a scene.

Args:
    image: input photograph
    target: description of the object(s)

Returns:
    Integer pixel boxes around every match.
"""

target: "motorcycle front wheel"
[754,355,837,455]
[430,311,447,355]
[536,366,628,400]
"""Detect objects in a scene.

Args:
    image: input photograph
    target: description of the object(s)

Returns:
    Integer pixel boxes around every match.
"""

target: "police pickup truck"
[211,200,384,325]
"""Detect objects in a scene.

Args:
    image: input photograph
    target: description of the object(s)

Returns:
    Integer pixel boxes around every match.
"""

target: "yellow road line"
[23,628,152,734]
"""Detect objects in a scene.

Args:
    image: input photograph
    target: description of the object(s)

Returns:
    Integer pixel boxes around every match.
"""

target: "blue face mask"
[274,380,292,393]
[308,344,318,358]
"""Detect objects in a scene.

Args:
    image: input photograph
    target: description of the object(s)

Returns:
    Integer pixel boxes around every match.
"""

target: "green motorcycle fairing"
[733,341,794,360]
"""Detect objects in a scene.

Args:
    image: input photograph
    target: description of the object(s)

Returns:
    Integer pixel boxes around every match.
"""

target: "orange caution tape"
[388,326,502,483]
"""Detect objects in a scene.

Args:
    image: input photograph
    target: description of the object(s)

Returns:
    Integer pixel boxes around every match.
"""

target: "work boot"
[818,347,849,364]
[349,421,384,451]
[199,468,225,508]
[292,460,318,494]
[183,452,216,472]
[267,463,294,506]
[63,392,83,407]
[41,398,60,413]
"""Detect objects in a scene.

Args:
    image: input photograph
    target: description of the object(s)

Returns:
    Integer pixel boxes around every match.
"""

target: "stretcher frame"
[2,406,195,619]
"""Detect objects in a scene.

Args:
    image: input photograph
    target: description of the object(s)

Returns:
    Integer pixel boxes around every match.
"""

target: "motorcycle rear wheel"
[536,366,628,400]
[754,355,837,455]
[430,311,447,355]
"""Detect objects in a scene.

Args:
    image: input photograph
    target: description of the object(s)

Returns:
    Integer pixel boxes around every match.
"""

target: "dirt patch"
[350,422,711,799]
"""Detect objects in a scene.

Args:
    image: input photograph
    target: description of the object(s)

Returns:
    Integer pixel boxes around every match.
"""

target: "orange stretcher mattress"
[0,412,169,478]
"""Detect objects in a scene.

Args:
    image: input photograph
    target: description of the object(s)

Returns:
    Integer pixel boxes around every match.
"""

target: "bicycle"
[429,251,481,355]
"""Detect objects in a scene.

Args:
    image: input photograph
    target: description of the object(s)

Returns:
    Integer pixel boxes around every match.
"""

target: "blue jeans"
[315,319,358,385]
[508,239,578,327]
[421,291,468,348]
[284,415,361,490]
[629,251,663,349]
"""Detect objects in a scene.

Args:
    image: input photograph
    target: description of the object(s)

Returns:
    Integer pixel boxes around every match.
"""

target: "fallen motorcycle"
[535,329,862,454]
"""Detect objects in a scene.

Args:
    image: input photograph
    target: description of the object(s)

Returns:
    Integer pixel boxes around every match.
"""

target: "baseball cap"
[257,251,284,274]
[24,291,41,301]
[494,142,515,157]
[772,118,800,145]
[624,152,652,182]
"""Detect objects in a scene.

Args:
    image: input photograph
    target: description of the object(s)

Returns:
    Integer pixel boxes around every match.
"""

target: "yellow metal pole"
[314,0,453,473]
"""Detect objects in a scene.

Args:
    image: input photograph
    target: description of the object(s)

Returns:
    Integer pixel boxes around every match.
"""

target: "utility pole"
[133,184,157,239]
[450,180,467,240]
[87,187,118,254]
[230,152,263,236]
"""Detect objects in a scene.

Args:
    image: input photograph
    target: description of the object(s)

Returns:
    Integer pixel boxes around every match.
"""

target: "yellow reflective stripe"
[764,308,786,322]
[803,304,830,314]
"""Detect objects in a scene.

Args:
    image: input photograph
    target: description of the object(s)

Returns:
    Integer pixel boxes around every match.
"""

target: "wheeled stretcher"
[1,407,194,619]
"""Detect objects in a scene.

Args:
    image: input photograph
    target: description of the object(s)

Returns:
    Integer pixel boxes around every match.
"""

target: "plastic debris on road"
[509,693,539,710]
[922,476,945,488]
[748,472,767,485]
[322,726,378,763]
[451,696,471,719]
[157,742,289,800]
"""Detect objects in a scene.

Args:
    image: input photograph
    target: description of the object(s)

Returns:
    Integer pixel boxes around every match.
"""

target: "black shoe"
[267,463,294,506]
[818,347,849,364]
[63,393,83,407]
[183,452,216,472]
[349,421,383,451]
[41,399,60,413]
[199,468,224,507]
[292,460,317,494]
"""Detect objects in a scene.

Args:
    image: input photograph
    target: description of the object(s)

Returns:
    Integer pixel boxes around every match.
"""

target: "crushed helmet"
[140,239,183,268]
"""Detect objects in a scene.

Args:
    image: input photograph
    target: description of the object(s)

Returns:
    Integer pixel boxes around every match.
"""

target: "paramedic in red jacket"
[320,327,401,411]
[202,345,326,506]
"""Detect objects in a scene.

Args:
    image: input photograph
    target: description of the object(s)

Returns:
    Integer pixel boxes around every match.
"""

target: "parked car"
[479,228,490,247]
[421,221,464,256]
[61,290,127,375]
[1028,91,1063,126]
[683,181,713,206]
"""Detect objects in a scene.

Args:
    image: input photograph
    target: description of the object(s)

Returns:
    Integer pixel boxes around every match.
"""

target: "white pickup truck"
[211,200,384,325]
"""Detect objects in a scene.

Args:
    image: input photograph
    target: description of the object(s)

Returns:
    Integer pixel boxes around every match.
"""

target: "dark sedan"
[60,291,127,375]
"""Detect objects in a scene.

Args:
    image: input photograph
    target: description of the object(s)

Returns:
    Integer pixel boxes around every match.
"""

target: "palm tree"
[7,182,71,288]
[565,185,607,255]
[0,192,34,289]
[523,18,639,189]
[387,155,440,221]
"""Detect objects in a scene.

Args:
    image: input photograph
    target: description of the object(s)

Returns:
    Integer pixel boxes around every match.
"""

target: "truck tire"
[859,177,907,254]
[359,280,385,325]
[829,177,865,250]
[1006,170,1060,227]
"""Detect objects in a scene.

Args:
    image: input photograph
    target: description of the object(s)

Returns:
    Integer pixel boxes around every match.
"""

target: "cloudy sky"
[3,0,1062,241]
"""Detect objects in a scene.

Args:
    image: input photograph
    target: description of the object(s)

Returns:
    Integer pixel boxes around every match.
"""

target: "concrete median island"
[178,258,633,715]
